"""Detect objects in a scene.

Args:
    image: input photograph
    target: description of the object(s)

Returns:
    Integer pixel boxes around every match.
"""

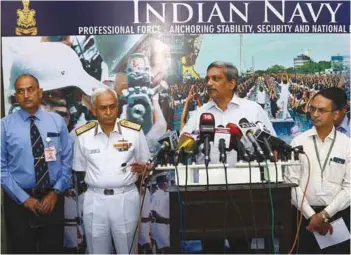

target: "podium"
[156,161,301,185]
[168,183,297,254]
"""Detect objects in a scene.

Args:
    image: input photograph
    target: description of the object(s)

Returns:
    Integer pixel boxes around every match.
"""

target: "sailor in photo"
[138,182,153,253]
[150,174,170,253]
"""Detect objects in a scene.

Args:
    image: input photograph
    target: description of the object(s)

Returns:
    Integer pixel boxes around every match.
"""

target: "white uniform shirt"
[284,126,350,219]
[256,91,266,105]
[141,188,152,218]
[180,93,276,165]
[151,188,170,219]
[72,119,151,188]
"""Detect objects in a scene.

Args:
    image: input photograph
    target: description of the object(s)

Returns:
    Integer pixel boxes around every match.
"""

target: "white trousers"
[153,223,170,249]
[64,195,84,248]
[282,99,289,119]
[83,186,139,254]
[138,222,151,246]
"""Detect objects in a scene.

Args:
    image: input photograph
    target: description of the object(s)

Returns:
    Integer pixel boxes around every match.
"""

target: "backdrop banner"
[1,0,350,253]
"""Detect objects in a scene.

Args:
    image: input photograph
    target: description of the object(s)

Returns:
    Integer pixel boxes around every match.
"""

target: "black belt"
[104,189,114,195]
[311,206,324,213]
[154,218,170,224]
[141,217,151,223]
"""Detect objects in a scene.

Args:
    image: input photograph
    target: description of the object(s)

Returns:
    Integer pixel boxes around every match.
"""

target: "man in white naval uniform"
[73,87,151,254]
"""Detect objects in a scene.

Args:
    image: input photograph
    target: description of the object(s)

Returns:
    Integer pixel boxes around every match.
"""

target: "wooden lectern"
[168,183,297,254]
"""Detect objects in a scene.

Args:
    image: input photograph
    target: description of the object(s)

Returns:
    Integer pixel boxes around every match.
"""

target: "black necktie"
[29,116,50,189]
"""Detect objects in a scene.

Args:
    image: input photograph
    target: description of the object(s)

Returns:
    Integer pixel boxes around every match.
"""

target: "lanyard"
[313,128,336,181]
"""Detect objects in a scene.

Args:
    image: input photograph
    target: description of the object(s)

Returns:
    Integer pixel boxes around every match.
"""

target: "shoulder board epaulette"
[119,119,142,131]
[75,122,97,136]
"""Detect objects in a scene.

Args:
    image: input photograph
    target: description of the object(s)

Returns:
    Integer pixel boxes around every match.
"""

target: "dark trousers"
[259,103,265,109]
[292,206,350,254]
[3,191,64,254]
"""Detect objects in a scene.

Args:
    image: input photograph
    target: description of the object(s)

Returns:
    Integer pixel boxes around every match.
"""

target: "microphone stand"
[220,141,229,254]
[204,135,211,191]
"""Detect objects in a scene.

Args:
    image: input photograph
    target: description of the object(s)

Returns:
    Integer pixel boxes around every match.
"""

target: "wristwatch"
[52,188,62,195]
[319,210,329,223]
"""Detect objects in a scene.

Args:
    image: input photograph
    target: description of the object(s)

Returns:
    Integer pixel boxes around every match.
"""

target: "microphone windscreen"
[226,123,243,140]
[239,117,249,125]
[178,133,196,153]
[200,113,215,126]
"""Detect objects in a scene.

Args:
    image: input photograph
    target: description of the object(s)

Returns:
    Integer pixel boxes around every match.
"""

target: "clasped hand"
[23,191,58,215]
[306,213,333,236]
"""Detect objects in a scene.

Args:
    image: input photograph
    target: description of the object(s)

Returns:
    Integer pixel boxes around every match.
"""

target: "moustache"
[207,87,216,91]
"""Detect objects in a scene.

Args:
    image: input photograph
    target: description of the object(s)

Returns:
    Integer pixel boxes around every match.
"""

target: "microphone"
[148,130,178,165]
[178,132,196,154]
[147,141,170,165]
[226,123,250,161]
[199,113,215,167]
[238,118,266,161]
[158,130,178,152]
[254,121,302,154]
[254,121,275,162]
[214,125,231,163]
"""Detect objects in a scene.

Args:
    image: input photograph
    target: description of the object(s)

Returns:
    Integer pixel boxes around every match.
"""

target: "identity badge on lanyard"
[313,129,336,196]
[44,137,57,162]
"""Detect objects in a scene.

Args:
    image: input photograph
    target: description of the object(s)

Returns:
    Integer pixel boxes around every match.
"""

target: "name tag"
[47,132,60,137]
[89,149,100,154]
[331,157,345,164]
[44,147,57,162]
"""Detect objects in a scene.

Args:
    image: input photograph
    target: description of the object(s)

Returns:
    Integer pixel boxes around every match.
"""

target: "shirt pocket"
[325,162,346,184]
[116,146,135,164]
[46,133,61,154]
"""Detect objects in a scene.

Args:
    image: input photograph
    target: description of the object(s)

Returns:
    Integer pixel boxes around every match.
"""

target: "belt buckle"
[104,189,114,195]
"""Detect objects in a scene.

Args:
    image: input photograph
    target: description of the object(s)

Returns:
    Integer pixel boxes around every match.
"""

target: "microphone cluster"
[146,113,304,167]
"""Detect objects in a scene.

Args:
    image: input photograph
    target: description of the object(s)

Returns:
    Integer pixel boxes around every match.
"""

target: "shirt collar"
[337,115,349,133]
[306,126,336,140]
[95,119,122,136]
[18,108,44,122]
[205,93,240,111]
[230,93,241,105]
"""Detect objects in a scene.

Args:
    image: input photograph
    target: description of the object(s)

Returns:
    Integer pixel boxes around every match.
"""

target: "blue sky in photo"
[195,34,350,75]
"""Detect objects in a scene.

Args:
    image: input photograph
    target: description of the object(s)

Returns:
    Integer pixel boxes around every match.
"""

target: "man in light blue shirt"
[337,113,350,137]
[1,74,72,253]
[327,87,350,137]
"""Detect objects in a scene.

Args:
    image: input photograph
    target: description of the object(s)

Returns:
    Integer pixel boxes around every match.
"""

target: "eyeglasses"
[308,106,337,114]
